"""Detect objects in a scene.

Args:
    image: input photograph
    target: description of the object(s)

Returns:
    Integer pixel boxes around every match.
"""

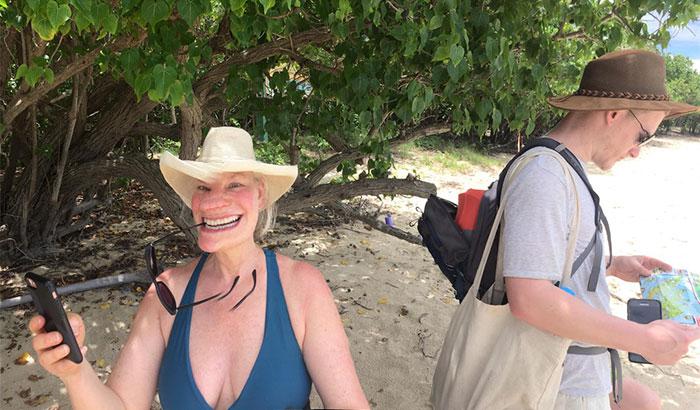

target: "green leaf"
[74,10,92,32]
[120,49,140,72]
[32,13,58,41]
[103,13,118,34]
[485,36,498,60]
[140,0,171,27]
[46,1,59,25]
[150,63,178,101]
[406,80,420,101]
[259,0,275,14]
[336,0,351,20]
[0,0,7,10]
[16,64,28,79]
[168,80,185,105]
[69,0,93,15]
[476,99,492,120]
[43,68,55,84]
[26,0,42,11]
[433,45,451,62]
[525,119,535,136]
[134,72,152,100]
[411,95,426,115]
[178,0,203,26]
[450,44,464,66]
[492,107,502,129]
[429,15,443,30]
[47,1,72,29]
[229,0,247,14]
[24,65,45,87]
[424,87,434,106]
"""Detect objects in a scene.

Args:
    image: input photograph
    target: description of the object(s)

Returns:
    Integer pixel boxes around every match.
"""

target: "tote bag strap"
[474,148,581,304]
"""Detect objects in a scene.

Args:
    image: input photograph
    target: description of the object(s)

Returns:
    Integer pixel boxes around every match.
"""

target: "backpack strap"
[567,346,623,404]
[489,147,581,304]
[497,137,612,292]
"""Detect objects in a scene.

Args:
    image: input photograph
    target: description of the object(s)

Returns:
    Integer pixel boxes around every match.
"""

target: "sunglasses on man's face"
[144,223,257,315]
[628,110,655,146]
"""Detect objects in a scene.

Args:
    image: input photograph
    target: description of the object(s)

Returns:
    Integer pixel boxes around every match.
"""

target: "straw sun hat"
[548,49,698,119]
[159,127,298,209]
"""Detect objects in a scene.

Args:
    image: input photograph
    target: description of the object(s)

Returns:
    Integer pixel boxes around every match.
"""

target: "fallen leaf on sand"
[24,393,50,406]
[15,352,34,365]
[377,297,388,305]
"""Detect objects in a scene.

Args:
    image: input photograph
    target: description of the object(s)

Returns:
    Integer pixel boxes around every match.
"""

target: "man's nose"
[628,146,640,158]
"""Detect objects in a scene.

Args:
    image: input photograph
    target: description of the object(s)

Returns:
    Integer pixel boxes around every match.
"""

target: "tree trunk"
[0,131,27,219]
[43,71,86,240]
[55,156,196,246]
[19,106,38,248]
[180,98,203,160]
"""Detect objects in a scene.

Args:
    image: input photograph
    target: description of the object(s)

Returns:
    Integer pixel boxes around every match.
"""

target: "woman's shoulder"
[156,257,204,299]
[274,252,331,295]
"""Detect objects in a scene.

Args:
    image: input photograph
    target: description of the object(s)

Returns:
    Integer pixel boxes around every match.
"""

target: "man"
[502,49,700,410]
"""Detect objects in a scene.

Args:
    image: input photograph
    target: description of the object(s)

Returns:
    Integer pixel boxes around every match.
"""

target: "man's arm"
[506,277,700,365]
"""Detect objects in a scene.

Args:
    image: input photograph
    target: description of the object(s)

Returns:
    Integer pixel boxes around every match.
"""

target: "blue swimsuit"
[157,249,312,410]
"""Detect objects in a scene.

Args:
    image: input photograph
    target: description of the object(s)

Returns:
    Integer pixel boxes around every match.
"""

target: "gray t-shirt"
[500,149,612,397]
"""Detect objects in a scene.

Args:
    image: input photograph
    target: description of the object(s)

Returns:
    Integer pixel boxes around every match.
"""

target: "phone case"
[627,298,662,364]
[25,272,83,363]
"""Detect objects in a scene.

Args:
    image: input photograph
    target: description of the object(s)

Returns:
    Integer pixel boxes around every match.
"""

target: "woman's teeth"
[203,216,241,230]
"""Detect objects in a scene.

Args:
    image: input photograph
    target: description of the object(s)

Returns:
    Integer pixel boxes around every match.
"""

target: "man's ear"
[605,110,625,125]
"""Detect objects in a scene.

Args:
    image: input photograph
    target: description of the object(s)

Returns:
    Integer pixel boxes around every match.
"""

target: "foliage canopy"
[0,0,698,252]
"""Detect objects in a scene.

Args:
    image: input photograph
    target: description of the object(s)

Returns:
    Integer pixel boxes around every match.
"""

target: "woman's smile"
[201,215,243,232]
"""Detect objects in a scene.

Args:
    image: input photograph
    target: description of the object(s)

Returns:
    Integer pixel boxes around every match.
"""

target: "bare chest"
[187,290,266,409]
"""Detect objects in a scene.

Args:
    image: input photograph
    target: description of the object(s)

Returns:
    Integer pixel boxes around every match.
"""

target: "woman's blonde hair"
[253,174,277,241]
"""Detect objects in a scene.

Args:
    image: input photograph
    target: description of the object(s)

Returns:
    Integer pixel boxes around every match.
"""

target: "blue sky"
[644,18,700,71]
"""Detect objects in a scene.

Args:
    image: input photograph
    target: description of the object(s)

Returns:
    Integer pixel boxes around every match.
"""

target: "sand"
[1,134,699,409]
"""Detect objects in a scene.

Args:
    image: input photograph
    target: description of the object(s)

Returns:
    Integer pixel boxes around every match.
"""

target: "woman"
[29,127,369,409]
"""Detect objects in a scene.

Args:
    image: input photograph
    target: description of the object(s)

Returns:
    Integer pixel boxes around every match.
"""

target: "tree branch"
[553,10,616,40]
[279,177,437,214]
[327,202,422,244]
[283,50,342,75]
[128,122,180,140]
[1,32,147,144]
[300,123,451,189]
[195,27,333,100]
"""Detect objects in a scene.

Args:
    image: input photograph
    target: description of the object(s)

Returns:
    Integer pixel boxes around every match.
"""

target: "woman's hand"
[607,255,672,282]
[29,313,88,381]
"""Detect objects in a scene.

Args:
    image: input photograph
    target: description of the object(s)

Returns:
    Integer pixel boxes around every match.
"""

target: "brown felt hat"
[548,49,698,119]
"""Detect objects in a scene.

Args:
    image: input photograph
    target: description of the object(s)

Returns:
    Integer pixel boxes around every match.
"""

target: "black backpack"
[418,137,612,303]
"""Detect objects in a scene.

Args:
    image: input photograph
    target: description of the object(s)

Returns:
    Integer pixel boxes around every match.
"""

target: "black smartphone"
[25,272,83,363]
[627,298,662,364]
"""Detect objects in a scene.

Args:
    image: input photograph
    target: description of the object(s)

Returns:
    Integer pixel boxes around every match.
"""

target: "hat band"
[573,88,669,101]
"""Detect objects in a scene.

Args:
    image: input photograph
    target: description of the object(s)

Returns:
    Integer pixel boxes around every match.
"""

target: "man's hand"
[639,319,700,366]
[607,255,672,282]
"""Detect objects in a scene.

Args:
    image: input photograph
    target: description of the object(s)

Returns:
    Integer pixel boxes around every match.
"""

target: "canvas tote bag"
[431,148,582,410]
